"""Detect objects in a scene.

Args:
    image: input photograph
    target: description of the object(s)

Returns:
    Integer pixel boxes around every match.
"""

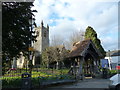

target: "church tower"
[33,21,49,65]
[34,21,49,53]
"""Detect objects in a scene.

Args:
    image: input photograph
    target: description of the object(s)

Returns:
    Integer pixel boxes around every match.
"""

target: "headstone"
[12,57,17,69]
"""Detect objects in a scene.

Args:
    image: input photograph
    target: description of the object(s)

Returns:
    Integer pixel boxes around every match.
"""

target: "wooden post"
[73,58,76,78]
[76,57,79,74]
[77,57,84,80]
[93,58,99,75]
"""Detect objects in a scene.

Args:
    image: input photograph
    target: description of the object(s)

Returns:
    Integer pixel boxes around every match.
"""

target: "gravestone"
[12,57,17,69]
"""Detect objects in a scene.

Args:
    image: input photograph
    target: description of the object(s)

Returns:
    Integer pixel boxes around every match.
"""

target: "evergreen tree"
[2,2,37,73]
[2,2,37,58]
[85,26,106,57]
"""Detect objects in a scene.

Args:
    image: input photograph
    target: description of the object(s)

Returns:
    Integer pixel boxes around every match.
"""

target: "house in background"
[105,50,120,70]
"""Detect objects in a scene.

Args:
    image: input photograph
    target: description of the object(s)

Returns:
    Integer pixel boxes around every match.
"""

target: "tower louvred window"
[44,31,46,37]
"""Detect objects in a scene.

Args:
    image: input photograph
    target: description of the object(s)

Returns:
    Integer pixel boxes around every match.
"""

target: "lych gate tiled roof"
[69,39,102,58]
[69,39,91,58]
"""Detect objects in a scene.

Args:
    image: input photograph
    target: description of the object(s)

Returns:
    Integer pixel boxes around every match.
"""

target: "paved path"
[46,78,110,89]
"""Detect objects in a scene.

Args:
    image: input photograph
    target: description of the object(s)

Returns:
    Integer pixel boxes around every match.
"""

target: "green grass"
[109,70,117,74]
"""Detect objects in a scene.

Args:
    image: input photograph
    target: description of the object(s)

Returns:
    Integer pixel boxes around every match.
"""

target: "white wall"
[111,56,120,64]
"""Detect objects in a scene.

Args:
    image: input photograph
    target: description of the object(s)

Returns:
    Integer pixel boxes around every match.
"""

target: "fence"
[3,67,70,78]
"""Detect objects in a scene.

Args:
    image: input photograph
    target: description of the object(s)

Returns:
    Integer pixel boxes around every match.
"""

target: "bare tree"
[50,35,64,47]
[64,30,85,50]
[42,46,69,69]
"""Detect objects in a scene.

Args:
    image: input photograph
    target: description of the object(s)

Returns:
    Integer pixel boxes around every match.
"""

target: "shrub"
[2,77,21,88]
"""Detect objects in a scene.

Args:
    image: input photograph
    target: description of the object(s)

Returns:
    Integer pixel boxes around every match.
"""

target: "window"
[36,31,39,36]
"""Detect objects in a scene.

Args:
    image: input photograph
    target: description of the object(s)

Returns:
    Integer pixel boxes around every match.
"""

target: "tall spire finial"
[41,20,43,26]
[47,24,49,30]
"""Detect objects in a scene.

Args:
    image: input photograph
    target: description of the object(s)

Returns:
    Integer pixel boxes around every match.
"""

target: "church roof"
[68,39,102,58]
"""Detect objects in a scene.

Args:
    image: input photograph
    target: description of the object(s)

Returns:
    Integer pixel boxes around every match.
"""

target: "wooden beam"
[76,56,84,80]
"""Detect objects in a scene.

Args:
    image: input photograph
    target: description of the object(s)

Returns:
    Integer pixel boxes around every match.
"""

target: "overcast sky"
[32,0,119,51]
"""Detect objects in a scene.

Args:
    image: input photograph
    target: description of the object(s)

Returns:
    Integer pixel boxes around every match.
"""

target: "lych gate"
[68,39,103,80]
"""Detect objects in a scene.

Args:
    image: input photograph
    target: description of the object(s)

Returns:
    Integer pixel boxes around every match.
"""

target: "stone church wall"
[15,21,49,68]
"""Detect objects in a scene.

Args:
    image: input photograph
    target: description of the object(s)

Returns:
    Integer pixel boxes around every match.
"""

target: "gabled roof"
[111,50,120,56]
[68,39,102,58]
[106,50,120,57]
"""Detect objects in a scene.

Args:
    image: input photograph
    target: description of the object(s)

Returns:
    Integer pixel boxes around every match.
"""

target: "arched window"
[36,31,39,36]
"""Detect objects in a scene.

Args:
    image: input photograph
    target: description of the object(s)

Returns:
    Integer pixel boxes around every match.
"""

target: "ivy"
[85,26,106,57]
